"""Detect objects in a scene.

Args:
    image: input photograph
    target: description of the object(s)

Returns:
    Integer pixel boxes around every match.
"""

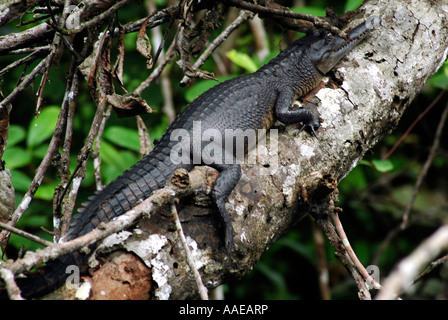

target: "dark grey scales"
[2,19,371,299]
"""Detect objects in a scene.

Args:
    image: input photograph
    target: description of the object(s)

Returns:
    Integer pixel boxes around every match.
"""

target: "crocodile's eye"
[326,33,333,41]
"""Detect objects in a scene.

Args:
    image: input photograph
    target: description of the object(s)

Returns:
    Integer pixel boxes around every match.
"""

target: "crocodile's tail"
[0,251,84,300]
[64,142,184,241]
[2,142,185,299]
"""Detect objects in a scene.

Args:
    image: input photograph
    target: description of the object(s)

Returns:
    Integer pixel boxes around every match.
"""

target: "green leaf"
[149,115,171,143]
[99,140,138,174]
[8,234,46,252]
[291,6,326,17]
[27,106,60,148]
[2,146,33,169]
[32,144,50,160]
[185,76,234,103]
[99,140,127,171]
[18,216,50,230]
[7,125,26,147]
[34,183,56,201]
[124,32,137,51]
[185,80,218,103]
[344,0,365,11]
[104,126,141,152]
[339,165,368,193]
[10,169,32,192]
[226,49,258,73]
[99,149,139,185]
[360,159,394,172]
[427,70,448,90]
[427,61,448,89]
[372,159,394,172]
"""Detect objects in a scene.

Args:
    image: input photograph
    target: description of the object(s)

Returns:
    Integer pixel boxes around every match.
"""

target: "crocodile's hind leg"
[209,161,241,253]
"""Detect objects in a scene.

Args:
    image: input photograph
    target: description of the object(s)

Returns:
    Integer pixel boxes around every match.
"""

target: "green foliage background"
[1,0,448,299]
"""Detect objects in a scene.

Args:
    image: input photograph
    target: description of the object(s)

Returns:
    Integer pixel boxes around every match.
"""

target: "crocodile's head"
[307,19,373,74]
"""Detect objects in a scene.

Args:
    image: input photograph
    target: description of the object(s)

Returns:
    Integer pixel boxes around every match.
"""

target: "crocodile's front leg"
[275,87,320,136]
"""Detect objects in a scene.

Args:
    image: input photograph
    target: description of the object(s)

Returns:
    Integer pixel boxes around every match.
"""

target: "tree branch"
[224,0,347,38]
[376,225,448,300]
[179,9,253,86]
[0,166,216,298]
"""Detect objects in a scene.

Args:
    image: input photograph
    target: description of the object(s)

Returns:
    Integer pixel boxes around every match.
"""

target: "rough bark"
[0,0,40,27]
[0,92,14,228]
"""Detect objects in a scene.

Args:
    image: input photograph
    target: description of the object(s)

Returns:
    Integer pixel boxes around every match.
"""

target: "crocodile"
[2,18,371,299]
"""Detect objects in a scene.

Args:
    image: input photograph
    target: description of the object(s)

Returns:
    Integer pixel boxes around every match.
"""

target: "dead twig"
[47,0,133,36]
[383,89,446,160]
[122,4,180,35]
[57,69,82,237]
[0,67,70,244]
[376,224,448,299]
[314,196,382,300]
[0,269,24,300]
[316,207,372,300]
[224,0,347,38]
[401,99,448,229]
[0,46,51,78]
[330,209,382,290]
[311,220,331,300]
[0,221,53,247]
[35,45,56,115]
[0,55,51,116]
[412,254,448,286]
[133,40,177,96]
[179,9,253,86]
[170,203,209,300]
[92,105,113,191]
[146,0,176,122]
[0,23,53,55]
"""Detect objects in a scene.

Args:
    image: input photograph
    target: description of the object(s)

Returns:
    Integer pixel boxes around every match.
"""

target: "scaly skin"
[3,19,371,299]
